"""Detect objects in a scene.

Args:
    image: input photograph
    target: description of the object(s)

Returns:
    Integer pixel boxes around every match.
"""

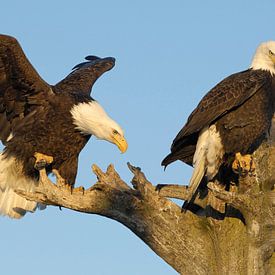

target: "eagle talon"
[67,184,74,194]
[34,152,53,170]
[232,153,255,177]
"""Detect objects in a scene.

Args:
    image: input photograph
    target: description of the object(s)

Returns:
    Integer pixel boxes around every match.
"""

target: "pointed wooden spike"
[92,164,104,178]
[127,162,141,174]
[107,164,115,174]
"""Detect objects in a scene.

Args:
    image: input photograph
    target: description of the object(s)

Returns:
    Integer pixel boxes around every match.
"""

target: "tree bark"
[16,129,275,274]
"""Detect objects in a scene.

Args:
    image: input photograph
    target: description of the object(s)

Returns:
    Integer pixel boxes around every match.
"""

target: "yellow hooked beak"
[112,132,128,153]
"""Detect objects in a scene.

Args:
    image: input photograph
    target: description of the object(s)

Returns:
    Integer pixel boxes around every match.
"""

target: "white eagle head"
[250,40,275,75]
[71,101,128,153]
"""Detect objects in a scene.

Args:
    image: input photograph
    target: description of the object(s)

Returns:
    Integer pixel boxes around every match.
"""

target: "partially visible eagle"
[162,41,275,207]
[0,34,127,218]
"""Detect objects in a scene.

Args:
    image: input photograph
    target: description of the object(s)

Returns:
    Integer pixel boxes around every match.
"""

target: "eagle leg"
[52,169,73,193]
[34,152,53,170]
[232,152,255,177]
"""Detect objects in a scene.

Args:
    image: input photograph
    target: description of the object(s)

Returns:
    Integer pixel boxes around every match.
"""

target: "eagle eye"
[113,129,119,135]
[269,50,274,56]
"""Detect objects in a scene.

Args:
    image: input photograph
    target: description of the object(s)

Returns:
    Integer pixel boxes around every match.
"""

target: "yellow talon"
[232,152,255,176]
[34,152,53,164]
[34,152,54,170]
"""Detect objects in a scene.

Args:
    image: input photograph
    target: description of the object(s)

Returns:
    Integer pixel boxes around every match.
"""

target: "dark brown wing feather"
[0,34,51,144]
[54,56,115,95]
[162,69,273,167]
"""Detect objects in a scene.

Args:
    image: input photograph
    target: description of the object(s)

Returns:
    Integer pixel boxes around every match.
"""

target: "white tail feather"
[187,125,224,202]
[0,153,44,219]
[187,128,208,202]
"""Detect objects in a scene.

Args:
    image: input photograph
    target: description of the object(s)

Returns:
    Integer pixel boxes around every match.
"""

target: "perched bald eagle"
[0,34,127,218]
[162,41,275,207]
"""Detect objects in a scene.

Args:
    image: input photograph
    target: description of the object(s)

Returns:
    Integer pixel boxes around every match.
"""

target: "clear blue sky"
[1,1,274,274]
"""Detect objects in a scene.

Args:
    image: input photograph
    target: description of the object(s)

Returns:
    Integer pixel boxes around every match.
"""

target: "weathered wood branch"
[156,184,189,200]
[16,163,216,274]
[15,120,275,274]
[16,158,274,275]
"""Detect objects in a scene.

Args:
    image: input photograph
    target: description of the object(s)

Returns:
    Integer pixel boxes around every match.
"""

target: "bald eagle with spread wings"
[0,34,127,218]
[162,41,275,208]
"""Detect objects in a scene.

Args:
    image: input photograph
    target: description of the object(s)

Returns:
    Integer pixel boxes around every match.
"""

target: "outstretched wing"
[54,55,115,95]
[162,69,272,166]
[0,34,51,145]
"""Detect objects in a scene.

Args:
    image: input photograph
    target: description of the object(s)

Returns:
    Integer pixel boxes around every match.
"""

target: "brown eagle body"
[162,70,275,166]
[0,34,127,218]
[162,41,275,205]
[3,91,91,185]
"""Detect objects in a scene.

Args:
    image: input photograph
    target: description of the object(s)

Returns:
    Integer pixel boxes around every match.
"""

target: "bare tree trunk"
[16,129,275,274]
